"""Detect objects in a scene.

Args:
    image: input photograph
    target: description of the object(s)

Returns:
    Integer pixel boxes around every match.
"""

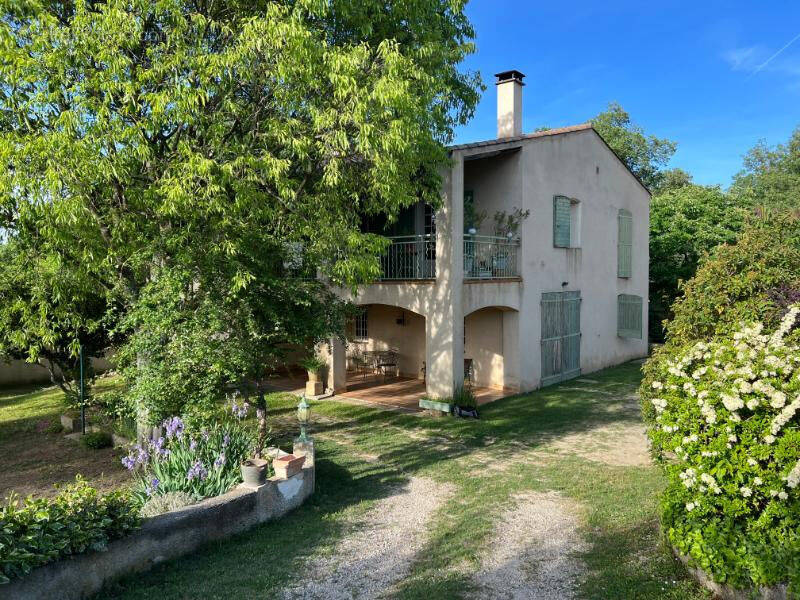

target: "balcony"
[379,234,436,280]
[464,235,520,279]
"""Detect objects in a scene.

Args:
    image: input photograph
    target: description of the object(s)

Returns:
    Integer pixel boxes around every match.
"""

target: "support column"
[425,154,464,399]
[502,310,520,391]
[327,337,347,393]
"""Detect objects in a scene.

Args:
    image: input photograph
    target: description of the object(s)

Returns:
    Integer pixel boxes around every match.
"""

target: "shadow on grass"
[103,440,413,599]
[101,361,674,599]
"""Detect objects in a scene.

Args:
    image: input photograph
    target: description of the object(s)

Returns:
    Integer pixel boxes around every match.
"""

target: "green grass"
[97,361,708,599]
[0,377,129,499]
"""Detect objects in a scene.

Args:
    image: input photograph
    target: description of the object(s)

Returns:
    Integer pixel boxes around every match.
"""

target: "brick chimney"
[495,70,525,138]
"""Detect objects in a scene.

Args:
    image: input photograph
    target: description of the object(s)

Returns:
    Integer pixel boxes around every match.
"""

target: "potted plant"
[452,385,479,418]
[240,392,271,487]
[491,208,529,275]
[299,355,326,396]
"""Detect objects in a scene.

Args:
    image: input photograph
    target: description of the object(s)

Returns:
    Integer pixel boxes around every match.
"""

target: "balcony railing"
[464,235,520,279]
[380,234,436,280]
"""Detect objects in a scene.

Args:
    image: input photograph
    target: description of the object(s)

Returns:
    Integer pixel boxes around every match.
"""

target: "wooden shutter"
[561,292,582,380]
[541,291,582,386]
[617,294,643,338]
[553,196,571,248]
[541,293,563,386]
[617,209,632,278]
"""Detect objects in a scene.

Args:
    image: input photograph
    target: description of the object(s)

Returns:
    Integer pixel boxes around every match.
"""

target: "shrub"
[640,307,800,590]
[452,385,477,409]
[44,420,63,434]
[0,478,140,584]
[123,409,255,507]
[664,213,800,350]
[299,355,326,374]
[80,431,113,450]
[140,491,195,518]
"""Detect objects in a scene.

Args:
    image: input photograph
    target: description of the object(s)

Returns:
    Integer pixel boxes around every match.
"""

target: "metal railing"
[463,235,520,279]
[380,234,436,280]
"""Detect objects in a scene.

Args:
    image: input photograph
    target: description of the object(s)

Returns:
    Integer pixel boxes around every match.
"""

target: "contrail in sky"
[747,31,800,78]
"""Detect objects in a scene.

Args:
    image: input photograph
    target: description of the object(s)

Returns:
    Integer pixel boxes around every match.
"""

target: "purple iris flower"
[145,477,160,497]
[222,433,230,448]
[150,436,170,458]
[135,443,150,465]
[121,455,136,470]
[189,438,197,451]
[187,460,208,481]
[164,416,184,440]
[231,401,249,419]
[213,453,226,468]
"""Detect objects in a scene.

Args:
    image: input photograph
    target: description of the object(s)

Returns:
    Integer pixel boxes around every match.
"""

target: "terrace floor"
[264,371,508,413]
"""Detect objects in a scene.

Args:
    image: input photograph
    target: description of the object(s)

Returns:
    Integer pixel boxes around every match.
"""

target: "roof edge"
[448,123,651,197]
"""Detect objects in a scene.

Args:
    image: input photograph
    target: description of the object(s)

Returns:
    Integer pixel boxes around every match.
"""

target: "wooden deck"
[264,371,508,413]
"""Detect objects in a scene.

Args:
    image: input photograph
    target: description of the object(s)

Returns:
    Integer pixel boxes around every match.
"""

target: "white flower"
[740,486,752,498]
[747,458,758,467]
[765,434,776,445]
[721,393,744,411]
[786,460,800,489]
[754,477,763,485]
[686,502,696,511]
[779,491,789,500]
[651,381,663,389]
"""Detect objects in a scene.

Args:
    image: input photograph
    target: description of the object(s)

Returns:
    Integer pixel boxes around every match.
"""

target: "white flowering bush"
[641,305,800,590]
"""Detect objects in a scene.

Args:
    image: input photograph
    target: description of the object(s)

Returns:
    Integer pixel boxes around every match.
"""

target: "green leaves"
[0,478,140,583]
[590,102,677,191]
[0,0,480,418]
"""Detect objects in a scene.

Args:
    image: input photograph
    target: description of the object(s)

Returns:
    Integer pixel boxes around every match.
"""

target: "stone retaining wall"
[2,453,315,600]
[674,550,788,600]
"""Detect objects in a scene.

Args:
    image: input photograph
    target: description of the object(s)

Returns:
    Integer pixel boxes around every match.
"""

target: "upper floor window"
[617,208,633,278]
[553,196,581,248]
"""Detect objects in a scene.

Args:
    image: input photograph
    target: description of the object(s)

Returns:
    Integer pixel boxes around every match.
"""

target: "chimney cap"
[494,70,526,85]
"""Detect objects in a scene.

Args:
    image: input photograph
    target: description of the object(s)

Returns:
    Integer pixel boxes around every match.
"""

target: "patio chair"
[376,350,399,382]
[349,351,369,380]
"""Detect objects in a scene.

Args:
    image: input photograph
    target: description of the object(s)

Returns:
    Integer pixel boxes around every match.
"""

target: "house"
[323,70,649,403]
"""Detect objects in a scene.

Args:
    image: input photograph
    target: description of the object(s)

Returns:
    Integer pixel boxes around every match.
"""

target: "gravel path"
[281,477,451,600]
[472,492,587,600]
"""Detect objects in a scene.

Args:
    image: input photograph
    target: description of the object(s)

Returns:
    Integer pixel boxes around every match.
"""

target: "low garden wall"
[2,453,315,600]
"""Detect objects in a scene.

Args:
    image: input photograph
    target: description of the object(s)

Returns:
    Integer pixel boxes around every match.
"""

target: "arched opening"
[338,303,428,410]
[464,306,520,392]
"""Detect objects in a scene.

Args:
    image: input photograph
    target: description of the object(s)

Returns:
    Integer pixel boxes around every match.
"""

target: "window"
[354,309,368,341]
[617,209,632,278]
[553,196,580,248]
[617,294,643,339]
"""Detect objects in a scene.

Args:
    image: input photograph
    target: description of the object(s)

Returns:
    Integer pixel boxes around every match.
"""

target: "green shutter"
[541,291,582,386]
[553,196,571,248]
[617,294,643,338]
[617,209,632,278]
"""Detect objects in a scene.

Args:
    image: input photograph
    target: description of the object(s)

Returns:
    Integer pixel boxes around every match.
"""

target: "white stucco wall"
[333,127,648,397]
[504,129,649,389]
[350,304,426,379]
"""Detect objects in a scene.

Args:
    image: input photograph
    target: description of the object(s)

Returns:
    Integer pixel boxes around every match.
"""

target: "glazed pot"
[241,458,269,487]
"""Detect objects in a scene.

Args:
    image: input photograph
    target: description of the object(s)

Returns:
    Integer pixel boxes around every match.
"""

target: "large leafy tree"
[591,102,677,191]
[648,184,747,341]
[0,0,480,420]
[731,127,800,213]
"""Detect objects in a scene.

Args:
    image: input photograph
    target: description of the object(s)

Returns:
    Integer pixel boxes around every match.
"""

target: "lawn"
[95,361,708,599]
[0,377,131,499]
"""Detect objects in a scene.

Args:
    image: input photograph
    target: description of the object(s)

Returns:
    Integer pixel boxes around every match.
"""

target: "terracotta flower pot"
[241,458,269,487]
[273,454,306,479]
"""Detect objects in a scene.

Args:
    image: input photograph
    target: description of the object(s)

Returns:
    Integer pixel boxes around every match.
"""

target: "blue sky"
[453,1,800,187]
